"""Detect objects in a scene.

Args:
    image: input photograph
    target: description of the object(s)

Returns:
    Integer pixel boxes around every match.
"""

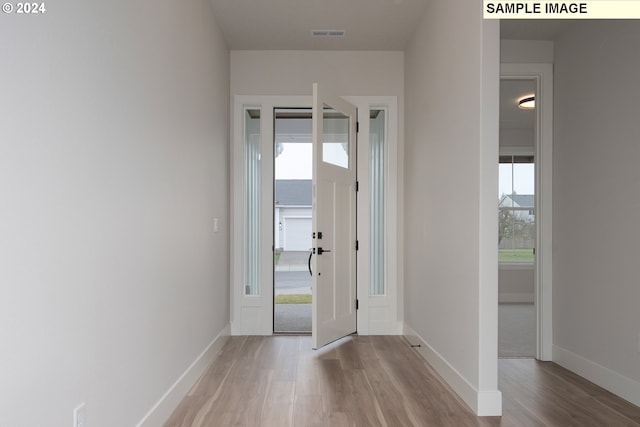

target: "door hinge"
[355,181,359,192]
[356,299,359,310]
[533,247,536,255]
[355,240,359,251]
[356,121,360,133]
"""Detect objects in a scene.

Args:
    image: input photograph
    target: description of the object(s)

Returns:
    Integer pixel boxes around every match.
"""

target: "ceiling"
[211,1,579,51]
[210,3,558,130]
[500,79,535,130]
[210,0,430,50]
[499,20,576,131]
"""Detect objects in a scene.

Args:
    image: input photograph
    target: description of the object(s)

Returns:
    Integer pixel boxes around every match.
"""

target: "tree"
[499,209,534,246]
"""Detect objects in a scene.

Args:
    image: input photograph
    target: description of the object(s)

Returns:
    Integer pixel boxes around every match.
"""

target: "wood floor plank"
[542,361,640,425]
[165,336,640,427]
[499,358,640,427]
[292,394,325,427]
[260,379,295,426]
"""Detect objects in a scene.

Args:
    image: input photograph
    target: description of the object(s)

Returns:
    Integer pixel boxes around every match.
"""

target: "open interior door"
[311,83,358,349]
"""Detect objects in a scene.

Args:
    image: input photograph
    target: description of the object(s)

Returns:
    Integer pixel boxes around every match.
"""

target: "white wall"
[231,50,404,97]
[0,0,230,425]
[500,129,534,148]
[553,20,640,406]
[501,40,554,63]
[499,268,534,303]
[403,0,501,415]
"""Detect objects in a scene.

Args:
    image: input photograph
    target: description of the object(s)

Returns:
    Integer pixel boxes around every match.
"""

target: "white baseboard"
[403,323,502,416]
[553,344,640,407]
[477,390,503,416]
[499,292,534,303]
[136,324,231,427]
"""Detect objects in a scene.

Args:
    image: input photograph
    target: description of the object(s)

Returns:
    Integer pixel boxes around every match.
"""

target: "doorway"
[498,64,553,361]
[231,95,401,340]
[273,108,313,333]
[498,78,537,358]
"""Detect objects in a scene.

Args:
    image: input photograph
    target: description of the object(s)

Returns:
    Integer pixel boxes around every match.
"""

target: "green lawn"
[499,248,534,263]
[275,294,312,304]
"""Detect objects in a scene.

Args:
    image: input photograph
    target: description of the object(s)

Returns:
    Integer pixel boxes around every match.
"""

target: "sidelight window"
[244,108,261,295]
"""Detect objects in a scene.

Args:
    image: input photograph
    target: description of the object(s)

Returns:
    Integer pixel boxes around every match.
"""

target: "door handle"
[317,247,331,255]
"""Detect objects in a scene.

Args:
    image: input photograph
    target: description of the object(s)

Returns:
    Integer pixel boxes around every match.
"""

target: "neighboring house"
[498,194,535,222]
[274,180,312,251]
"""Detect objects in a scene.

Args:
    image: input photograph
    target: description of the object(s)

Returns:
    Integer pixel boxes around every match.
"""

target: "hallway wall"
[231,50,404,97]
[553,20,640,406]
[403,0,501,415]
[0,0,230,425]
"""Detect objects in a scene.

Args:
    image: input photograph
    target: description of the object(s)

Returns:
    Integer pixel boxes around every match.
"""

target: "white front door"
[311,83,358,349]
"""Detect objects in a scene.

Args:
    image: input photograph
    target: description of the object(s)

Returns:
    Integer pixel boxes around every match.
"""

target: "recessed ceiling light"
[311,30,346,37]
[518,95,535,109]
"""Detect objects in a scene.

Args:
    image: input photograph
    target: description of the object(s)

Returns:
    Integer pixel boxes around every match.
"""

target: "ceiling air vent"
[311,30,346,37]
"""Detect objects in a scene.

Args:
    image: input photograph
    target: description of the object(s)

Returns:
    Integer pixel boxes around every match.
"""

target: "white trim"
[499,146,535,156]
[135,324,231,427]
[403,324,503,416]
[231,95,401,337]
[232,96,310,336]
[501,63,554,361]
[553,345,640,408]
[349,97,400,336]
[478,19,501,403]
[477,391,504,417]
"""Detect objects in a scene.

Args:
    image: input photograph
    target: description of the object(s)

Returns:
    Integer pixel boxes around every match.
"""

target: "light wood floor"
[164,335,640,427]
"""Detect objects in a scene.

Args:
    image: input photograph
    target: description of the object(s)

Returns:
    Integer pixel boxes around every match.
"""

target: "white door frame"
[230,95,401,336]
[500,63,553,361]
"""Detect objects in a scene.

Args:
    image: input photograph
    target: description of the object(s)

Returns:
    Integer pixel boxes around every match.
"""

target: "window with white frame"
[370,109,386,295]
[499,155,535,263]
[244,108,261,295]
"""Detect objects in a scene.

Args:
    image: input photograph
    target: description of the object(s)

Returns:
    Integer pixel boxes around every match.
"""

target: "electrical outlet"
[74,402,85,427]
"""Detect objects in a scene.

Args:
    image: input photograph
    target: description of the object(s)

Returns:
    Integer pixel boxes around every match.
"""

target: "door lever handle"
[308,249,313,277]
[317,247,331,255]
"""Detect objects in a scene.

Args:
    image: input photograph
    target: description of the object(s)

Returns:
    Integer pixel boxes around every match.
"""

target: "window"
[322,106,349,168]
[244,108,261,295]
[370,109,386,295]
[499,155,535,263]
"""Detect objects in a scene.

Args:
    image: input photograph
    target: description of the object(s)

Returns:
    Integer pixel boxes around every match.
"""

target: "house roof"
[500,194,535,208]
[275,180,312,206]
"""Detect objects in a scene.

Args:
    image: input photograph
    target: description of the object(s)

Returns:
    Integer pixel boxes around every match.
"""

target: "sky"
[499,163,535,197]
[275,143,312,179]
[275,142,349,178]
